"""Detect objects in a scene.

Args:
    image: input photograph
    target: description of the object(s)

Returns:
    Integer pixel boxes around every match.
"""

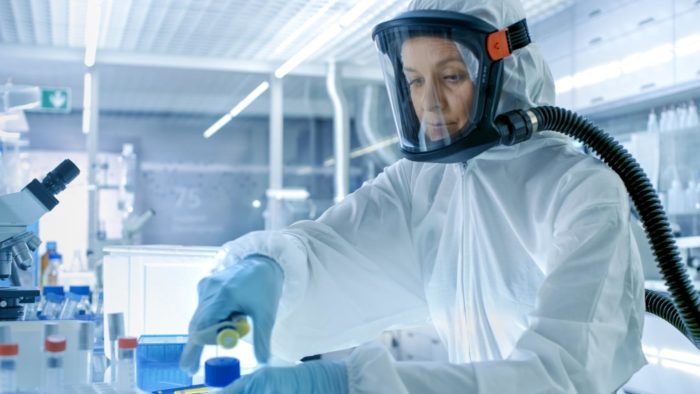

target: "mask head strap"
[487,19,531,61]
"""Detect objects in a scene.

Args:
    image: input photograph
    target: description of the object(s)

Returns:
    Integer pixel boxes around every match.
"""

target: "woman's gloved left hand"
[226,360,349,394]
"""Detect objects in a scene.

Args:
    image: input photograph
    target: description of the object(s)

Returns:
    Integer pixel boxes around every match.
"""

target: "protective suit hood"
[407,0,556,114]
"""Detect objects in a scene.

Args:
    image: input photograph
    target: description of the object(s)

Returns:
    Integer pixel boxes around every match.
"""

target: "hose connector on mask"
[495,109,537,145]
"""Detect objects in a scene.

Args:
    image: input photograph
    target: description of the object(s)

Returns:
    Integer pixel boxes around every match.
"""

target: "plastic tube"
[115,337,138,392]
[43,335,67,393]
[0,343,19,393]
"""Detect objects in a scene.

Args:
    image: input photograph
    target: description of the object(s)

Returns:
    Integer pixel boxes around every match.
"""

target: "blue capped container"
[205,357,241,391]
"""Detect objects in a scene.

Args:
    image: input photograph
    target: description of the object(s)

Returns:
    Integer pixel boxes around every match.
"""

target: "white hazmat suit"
[216,0,647,392]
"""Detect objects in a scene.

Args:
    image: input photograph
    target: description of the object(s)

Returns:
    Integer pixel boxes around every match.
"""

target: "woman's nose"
[422,79,444,112]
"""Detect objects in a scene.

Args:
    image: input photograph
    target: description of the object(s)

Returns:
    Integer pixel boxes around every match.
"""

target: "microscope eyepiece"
[41,159,80,196]
[23,159,81,211]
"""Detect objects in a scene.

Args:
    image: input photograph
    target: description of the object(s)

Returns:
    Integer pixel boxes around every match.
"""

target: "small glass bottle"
[43,335,67,393]
[205,357,241,393]
[41,293,66,321]
[668,178,686,215]
[22,296,40,320]
[646,109,658,133]
[59,292,81,320]
[115,336,139,392]
[43,250,63,286]
[40,241,58,288]
[75,322,94,385]
[0,343,19,393]
[92,292,108,383]
[70,286,93,320]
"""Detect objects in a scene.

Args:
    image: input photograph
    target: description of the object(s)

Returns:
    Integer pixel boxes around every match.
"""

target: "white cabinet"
[674,6,700,85]
[542,0,700,110]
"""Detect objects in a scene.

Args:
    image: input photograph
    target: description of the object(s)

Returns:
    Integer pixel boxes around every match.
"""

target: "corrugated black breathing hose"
[496,106,700,349]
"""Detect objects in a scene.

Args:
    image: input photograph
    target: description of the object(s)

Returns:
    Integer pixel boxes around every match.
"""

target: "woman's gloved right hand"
[179,254,284,375]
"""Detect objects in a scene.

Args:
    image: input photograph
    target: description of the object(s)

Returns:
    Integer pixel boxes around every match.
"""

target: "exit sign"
[39,87,71,113]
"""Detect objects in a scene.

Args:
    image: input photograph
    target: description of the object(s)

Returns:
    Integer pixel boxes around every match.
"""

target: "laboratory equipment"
[117,144,137,218]
[216,314,250,350]
[677,104,688,131]
[0,325,9,342]
[92,292,107,383]
[0,159,79,321]
[687,101,699,128]
[65,321,94,386]
[40,241,58,286]
[0,342,18,393]
[0,81,40,113]
[102,245,257,375]
[137,335,191,392]
[67,250,88,273]
[21,296,39,320]
[59,286,92,320]
[647,109,659,133]
[43,335,66,393]
[686,180,699,212]
[668,179,686,214]
[58,293,81,320]
[44,322,59,338]
[0,320,95,391]
[87,145,155,272]
[115,336,140,392]
[205,357,240,392]
[107,312,125,383]
[180,255,281,375]
[42,245,62,286]
[41,292,65,321]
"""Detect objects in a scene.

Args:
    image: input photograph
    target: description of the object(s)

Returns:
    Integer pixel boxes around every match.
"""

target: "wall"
[23,110,366,247]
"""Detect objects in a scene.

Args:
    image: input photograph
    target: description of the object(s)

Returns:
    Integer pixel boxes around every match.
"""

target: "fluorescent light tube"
[203,81,270,138]
[84,0,103,67]
[82,72,92,134]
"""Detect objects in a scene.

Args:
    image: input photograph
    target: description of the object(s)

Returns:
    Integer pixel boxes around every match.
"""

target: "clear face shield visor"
[372,11,532,162]
[377,34,482,153]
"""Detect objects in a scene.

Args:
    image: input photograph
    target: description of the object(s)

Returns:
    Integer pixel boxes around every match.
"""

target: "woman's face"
[401,36,475,142]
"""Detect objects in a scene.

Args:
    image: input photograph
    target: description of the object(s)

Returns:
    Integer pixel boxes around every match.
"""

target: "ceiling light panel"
[48,0,69,47]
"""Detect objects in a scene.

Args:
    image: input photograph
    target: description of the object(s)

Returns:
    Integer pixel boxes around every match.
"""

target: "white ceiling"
[0,0,575,116]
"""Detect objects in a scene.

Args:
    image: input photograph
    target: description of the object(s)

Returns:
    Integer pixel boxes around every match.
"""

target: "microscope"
[0,159,79,320]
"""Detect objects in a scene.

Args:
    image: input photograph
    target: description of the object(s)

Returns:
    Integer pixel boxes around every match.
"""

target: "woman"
[182,0,646,392]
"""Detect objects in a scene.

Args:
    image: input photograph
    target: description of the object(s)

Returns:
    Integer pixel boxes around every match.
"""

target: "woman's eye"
[443,73,465,83]
[408,77,424,87]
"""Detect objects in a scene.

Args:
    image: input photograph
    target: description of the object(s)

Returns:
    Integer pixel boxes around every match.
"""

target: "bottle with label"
[40,242,58,288]
[60,286,93,320]
[43,247,63,287]
[40,287,66,321]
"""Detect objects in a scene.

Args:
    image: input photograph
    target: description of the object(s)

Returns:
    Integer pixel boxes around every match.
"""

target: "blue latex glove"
[180,255,283,375]
[227,360,349,394]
